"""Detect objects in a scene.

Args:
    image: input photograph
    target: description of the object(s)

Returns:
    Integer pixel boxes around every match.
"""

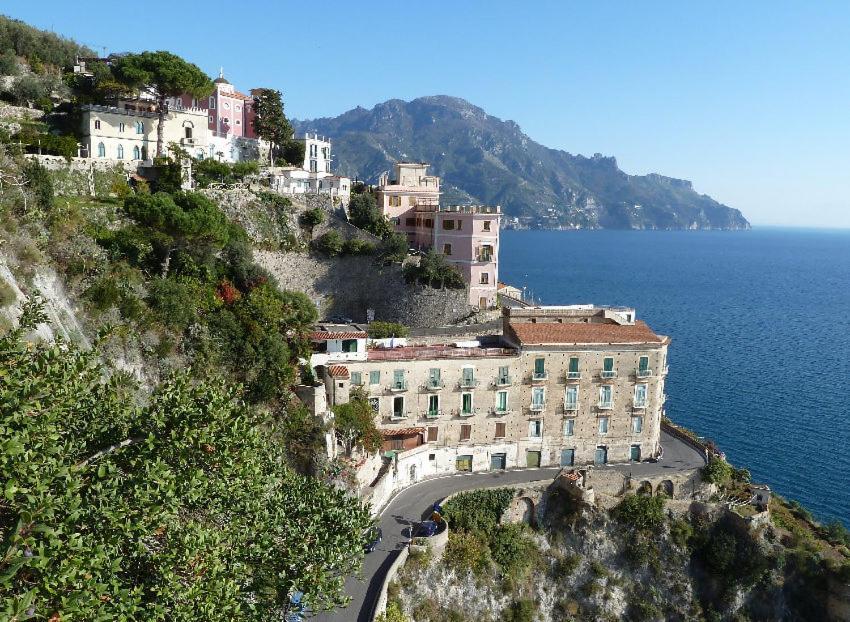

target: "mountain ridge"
[294,95,749,230]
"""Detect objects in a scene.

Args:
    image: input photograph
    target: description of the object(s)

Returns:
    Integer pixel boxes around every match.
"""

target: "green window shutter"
[498,392,507,410]
[462,393,472,413]
[351,372,361,385]
[370,371,380,385]
[639,356,649,372]
[569,357,579,373]
[603,357,614,372]
[534,357,545,374]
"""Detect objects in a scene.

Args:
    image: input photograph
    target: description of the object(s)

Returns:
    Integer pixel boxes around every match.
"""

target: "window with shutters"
[427,426,438,442]
[460,424,472,441]
[495,422,506,438]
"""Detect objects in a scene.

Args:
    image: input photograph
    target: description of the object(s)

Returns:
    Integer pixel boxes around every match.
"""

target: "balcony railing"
[636,368,653,378]
[492,406,510,415]
[390,411,409,421]
[492,376,512,387]
[597,401,614,410]
[566,371,581,380]
[633,401,647,409]
[423,379,445,391]
[425,409,442,419]
[458,378,480,389]
[564,401,578,411]
[389,380,409,392]
[530,402,545,412]
[458,408,478,418]
[600,370,618,379]
[529,371,549,383]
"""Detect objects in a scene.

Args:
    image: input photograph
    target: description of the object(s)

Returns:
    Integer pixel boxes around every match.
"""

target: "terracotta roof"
[380,427,424,437]
[310,331,368,340]
[508,320,664,346]
[327,365,349,378]
[564,471,582,482]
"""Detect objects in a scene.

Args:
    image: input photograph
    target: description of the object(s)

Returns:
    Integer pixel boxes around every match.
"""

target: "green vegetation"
[299,206,325,239]
[702,456,733,484]
[312,230,344,256]
[613,494,665,530]
[0,302,370,620]
[251,88,302,166]
[112,51,213,157]
[378,232,409,264]
[348,192,392,238]
[0,275,15,307]
[442,488,515,534]
[0,15,92,68]
[333,388,383,456]
[367,321,409,339]
[193,159,259,188]
[403,250,465,289]
[501,599,537,622]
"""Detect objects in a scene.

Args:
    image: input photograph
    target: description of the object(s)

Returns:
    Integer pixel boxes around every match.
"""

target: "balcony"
[566,371,581,380]
[458,378,480,389]
[492,406,510,416]
[458,408,478,418]
[636,368,653,378]
[597,401,614,410]
[422,379,445,391]
[529,371,549,384]
[529,402,545,412]
[492,375,512,387]
[475,253,493,263]
[600,370,618,379]
[425,409,442,419]
[564,401,578,411]
[633,401,648,410]
[390,411,410,421]
[389,380,409,392]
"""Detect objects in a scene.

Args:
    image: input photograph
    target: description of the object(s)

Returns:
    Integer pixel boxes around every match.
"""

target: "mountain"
[294,96,749,230]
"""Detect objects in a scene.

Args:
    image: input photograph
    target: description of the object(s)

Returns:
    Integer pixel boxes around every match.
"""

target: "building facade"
[267,133,351,206]
[375,162,500,308]
[313,305,669,476]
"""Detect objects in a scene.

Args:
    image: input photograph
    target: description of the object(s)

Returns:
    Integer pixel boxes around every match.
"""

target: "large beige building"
[312,305,669,475]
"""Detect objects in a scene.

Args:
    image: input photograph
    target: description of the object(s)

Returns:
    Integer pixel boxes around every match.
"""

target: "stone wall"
[31,155,130,197]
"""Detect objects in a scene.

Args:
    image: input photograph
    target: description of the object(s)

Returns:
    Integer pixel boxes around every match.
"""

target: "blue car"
[414,520,438,538]
[363,526,383,553]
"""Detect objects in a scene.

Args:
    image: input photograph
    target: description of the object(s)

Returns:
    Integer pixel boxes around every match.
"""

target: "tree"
[252,88,295,166]
[378,232,409,264]
[367,321,409,339]
[333,389,382,457]
[0,302,371,620]
[348,192,392,238]
[403,250,465,288]
[113,51,213,157]
[124,191,231,276]
[299,207,325,239]
[313,231,344,257]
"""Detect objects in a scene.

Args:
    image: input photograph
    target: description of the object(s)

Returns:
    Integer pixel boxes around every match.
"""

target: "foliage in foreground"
[0,303,370,621]
[367,321,410,339]
[442,488,515,535]
[403,250,465,289]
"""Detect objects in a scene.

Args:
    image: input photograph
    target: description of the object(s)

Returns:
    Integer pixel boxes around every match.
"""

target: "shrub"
[84,275,121,311]
[22,159,53,212]
[669,517,694,549]
[501,599,536,622]
[403,249,465,288]
[0,276,17,307]
[146,278,197,330]
[613,494,665,530]
[490,523,538,580]
[348,192,392,237]
[444,531,491,577]
[702,456,733,484]
[299,207,325,238]
[341,238,376,255]
[552,551,581,577]
[0,49,19,76]
[378,232,409,264]
[312,231,343,257]
[442,488,515,535]
[367,321,409,339]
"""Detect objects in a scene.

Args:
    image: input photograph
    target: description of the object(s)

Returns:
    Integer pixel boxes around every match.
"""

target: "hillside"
[294,96,750,230]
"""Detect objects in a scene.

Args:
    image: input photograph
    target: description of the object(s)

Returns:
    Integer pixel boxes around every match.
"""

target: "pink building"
[376,162,501,309]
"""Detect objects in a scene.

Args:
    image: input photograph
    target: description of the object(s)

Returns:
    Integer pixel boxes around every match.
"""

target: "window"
[565,386,578,410]
[351,371,362,386]
[461,367,475,387]
[118,122,125,132]
[457,219,462,230]
[405,217,416,226]
[425,219,433,228]
[460,424,472,441]
[94,119,101,130]
[534,357,546,378]
[480,272,489,285]
[598,417,610,434]
[223,102,231,110]
[631,416,644,434]
[568,356,580,378]
[443,243,452,256]
[531,387,545,409]
[393,369,405,390]
[599,385,613,408]
[427,426,438,442]
[461,392,473,414]
[564,419,575,437]
[310,160,318,173]
[528,419,542,438]
[483,220,491,231]
[141,146,148,160]
[428,394,439,417]
[369,370,381,385]
[393,396,404,418]
[389,195,401,207]
[135,121,144,134]
[191,98,197,107]
[638,355,650,376]
[235,119,240,125]
[442,219,455,230]
[116,144,124,159]
[209,115,214,124]
[236,105,241,113]
[341,339,358,353]
[185,126,193,139]
[97,142,105,157]
[495,422,506,438]
[634,384,648,408]
[132,145,140,160]
[209,96,216,109]
[389,438,404,451]
[497,365,510,385]
[369,397,380,413]
[602,357,616,378]
[496,391,508,413]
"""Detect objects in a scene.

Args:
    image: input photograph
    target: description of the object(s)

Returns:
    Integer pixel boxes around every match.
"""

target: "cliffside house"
[376,162,501,309]
[267,133,352,206]
[310,305,669,475]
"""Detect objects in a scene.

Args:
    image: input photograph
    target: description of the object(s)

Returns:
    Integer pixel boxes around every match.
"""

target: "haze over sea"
[500,228,850,525]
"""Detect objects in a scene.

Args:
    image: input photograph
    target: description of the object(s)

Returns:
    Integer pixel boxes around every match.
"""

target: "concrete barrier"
[372,546,410,620]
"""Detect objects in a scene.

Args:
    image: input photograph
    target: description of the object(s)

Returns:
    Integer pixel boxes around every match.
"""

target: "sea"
[500,227,850,526]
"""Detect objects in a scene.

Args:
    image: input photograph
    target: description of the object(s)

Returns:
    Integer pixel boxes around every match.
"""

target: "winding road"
[315,431,705,622]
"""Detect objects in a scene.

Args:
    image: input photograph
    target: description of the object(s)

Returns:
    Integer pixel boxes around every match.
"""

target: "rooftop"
[327,365,350,378]
[440,204,501,214]
[310,330,368,340]
[367,344,516,361]
[507,320,665,346]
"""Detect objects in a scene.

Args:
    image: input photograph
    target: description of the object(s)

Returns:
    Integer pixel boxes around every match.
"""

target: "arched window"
[97,142,105,157]
[135,121,144,134]
[117,144,124,159]
[185,126,193,139]
[94,119,101,130]
[119,122,125,132]
[141,146,148,161]
[132,145,140,160]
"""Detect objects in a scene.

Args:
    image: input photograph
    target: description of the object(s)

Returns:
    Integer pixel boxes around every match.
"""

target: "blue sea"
[500,228,850,526]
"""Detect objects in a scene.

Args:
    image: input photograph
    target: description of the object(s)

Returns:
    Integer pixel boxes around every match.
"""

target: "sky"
[6,0,850,227]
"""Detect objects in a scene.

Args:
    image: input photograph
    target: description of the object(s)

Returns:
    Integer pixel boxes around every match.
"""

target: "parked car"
[414,520,438,538]
[363,526,382,553]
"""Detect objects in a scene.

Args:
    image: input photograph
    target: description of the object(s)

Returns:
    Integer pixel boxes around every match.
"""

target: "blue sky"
[6,1,850,227]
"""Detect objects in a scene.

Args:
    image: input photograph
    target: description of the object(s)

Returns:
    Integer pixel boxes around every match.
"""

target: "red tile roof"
[508,320,664,346]
[327,365,350,378]
[310,331,368,340]
[380,427,425,437]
